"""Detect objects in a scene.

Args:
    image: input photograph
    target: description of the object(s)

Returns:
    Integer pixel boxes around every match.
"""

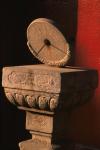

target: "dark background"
[0,1,77,149]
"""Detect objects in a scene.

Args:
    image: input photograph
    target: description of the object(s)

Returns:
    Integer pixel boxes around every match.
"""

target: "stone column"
[2,64,98,150]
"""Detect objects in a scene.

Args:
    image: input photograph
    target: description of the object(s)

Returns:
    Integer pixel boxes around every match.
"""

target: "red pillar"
[68,0,100,147]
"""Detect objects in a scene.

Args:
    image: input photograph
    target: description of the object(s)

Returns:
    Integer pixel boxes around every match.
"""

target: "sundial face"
[27,18,70,67]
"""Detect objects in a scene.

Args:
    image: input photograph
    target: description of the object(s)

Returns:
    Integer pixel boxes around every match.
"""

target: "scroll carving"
[8,71,34,86]
[5,70,60,93]
[34,75,55,90]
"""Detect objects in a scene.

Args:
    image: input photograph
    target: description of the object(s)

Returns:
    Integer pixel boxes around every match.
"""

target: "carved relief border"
[4,88,94,112]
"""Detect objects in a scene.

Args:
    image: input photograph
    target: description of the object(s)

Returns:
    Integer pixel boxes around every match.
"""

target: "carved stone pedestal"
[2,64,98,150]
[19,107,68,150]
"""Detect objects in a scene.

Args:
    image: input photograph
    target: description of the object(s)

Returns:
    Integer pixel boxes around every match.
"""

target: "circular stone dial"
[27,18,70,67]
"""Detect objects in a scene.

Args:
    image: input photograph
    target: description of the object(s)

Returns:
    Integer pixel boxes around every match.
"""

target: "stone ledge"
[2,65,98,93]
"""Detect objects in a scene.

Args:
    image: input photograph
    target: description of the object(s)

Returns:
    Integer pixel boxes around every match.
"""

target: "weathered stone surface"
[27,18,70,67]
[4,88,94,111]
[17,106,68,149]
[2,65,98,93]
[26,111,53,134]
[19,140,100,150]
[31,131,52,145]
[18,106,68,150]
[25,109,68,138]
[2,64,98,150]
[2,64,98,112]
[19,139,62,150]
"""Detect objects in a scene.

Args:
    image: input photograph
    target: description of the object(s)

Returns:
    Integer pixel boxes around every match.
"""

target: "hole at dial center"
[44,39,51,46]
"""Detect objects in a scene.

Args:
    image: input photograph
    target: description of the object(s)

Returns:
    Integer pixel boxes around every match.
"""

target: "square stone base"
[19,140,99,150]
[19,139,62,150]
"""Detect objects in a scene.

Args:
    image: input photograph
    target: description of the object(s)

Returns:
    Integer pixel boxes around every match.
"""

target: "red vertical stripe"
[68,0,100,146]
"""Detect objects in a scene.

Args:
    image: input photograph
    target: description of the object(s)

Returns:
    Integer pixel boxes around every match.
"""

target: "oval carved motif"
[49,97,59,111]
[8,71,34,86]
[38,95,50,110]
[26,95,36,108]
[5,92,15,105]
[14,93,25,106]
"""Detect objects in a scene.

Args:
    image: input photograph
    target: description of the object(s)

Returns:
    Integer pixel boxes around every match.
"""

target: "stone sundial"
[2,18,98,150]
[27,18,70,67]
